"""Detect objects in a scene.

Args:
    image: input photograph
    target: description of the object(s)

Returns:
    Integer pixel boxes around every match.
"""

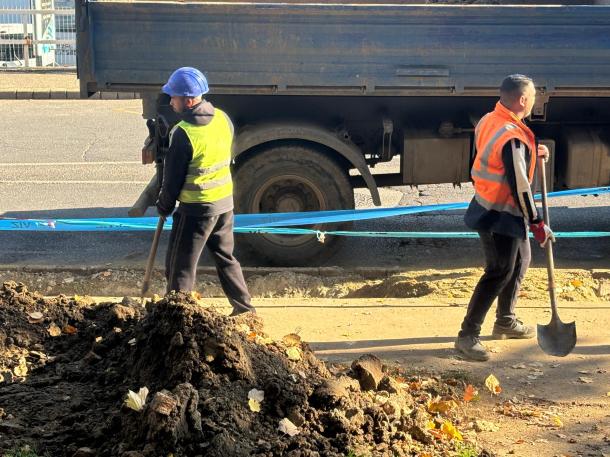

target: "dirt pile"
[0,281,489,457]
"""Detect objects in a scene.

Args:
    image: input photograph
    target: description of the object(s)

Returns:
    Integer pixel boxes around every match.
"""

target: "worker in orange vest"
[455,74,555,361]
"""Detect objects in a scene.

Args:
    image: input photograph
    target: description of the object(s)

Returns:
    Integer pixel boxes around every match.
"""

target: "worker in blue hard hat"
[156,67,255,316]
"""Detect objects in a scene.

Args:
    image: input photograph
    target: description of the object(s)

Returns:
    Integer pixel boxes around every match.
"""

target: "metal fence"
[0,0,75,68]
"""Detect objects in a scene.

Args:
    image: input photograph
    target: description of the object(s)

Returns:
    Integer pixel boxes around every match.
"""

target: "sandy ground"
[208,295,610,457]
[3,267,608,456]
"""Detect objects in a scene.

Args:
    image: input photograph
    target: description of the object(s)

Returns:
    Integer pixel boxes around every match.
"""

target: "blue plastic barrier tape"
[0,186,608,233]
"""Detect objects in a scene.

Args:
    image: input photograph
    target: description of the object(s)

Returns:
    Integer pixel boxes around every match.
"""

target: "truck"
[76,0,610,265]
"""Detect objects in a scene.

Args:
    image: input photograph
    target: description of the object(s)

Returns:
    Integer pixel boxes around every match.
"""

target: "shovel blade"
[537,320,577,357]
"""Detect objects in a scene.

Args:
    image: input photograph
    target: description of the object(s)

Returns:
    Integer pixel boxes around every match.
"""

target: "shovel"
[140,216,166,301]
[536,157,576,357]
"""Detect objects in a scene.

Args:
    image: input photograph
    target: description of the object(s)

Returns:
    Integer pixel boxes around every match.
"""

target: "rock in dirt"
[72,447,96,457]
[351,353,384,390]
[149,390,178,416]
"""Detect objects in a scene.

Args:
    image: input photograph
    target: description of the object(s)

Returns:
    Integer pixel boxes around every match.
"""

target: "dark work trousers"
[459,230,531,337]
[165,210,254,314]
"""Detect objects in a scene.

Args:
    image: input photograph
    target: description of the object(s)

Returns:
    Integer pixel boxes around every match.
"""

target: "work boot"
[492,319,535,340]
[455,335,490,361]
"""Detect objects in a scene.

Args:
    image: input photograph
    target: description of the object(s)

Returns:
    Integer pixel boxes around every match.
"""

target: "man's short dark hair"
[500,74,534,102]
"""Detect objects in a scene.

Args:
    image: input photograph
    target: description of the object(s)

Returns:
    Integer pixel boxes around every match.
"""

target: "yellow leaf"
[248,398,261,412]
[485,374,502,395]
[286,346,302,361]
[426,420,437,430]
[441,420,463,441]
[190,291,203,300]
[124,387,149,412]
[13,359,28,377]
[552,416,564,427]
[570,279,583,288]
[463,384,479,402]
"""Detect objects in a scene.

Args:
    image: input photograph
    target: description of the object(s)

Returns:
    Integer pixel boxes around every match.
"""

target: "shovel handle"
[141,216,166,299]
[538,158,559,320]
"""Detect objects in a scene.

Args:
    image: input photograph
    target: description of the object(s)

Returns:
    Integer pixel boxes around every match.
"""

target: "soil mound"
[0,281,486,457]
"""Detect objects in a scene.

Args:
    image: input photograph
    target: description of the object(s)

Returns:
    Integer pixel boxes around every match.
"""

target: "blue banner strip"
[0,186,608,233]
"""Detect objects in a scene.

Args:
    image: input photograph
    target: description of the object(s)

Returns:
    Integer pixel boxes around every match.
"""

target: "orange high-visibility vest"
[471,101,537,217]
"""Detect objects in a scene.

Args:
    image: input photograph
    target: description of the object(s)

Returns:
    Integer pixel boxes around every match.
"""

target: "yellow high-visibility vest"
[175,108,233,204]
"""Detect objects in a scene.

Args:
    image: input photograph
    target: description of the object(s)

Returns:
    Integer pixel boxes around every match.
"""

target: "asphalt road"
[0,99,608,270]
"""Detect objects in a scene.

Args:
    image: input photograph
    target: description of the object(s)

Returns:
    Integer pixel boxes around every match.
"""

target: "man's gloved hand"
[155,200,174,218]
[537,144,550,163]
[530,220,556,247]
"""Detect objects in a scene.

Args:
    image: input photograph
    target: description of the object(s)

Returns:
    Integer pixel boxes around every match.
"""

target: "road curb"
[0,265,397,280]
[0,90,139,100]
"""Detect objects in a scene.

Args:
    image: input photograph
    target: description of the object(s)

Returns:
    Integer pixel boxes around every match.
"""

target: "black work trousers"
[165,210,254,314]
[459,230,531,337]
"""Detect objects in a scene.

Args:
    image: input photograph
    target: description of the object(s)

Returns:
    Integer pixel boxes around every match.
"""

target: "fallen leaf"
[190,291,203,300]
[278,418,299,436]
[408,381,423,391]
[48,323,61,337]
[282,333,302,347]
[485,374,502,395]
[286,347,301,361]
[248,388,265,403]
[27,312,44,324]
[95,336,103,343]
[62,325,77,335]
[578,377,594,384]
[428,397,459,414]
[441,420,463,441]
[570,279,583,288]
[426,420,436,430]
[124,387,149,412]
[248,398,261,412]
[551,415,564,427]
[236,324,250,334]
[463,384,479,402]
[128,338,137,346]
[13,359,28,377]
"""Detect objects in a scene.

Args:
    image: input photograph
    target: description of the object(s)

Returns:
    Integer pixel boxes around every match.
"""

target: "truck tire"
[233,144,355,266]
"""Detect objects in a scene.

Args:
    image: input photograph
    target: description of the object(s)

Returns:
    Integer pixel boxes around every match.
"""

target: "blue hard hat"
[162,67,209,97]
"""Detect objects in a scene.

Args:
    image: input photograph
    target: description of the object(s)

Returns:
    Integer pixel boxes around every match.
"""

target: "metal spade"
[536,157,576,357]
